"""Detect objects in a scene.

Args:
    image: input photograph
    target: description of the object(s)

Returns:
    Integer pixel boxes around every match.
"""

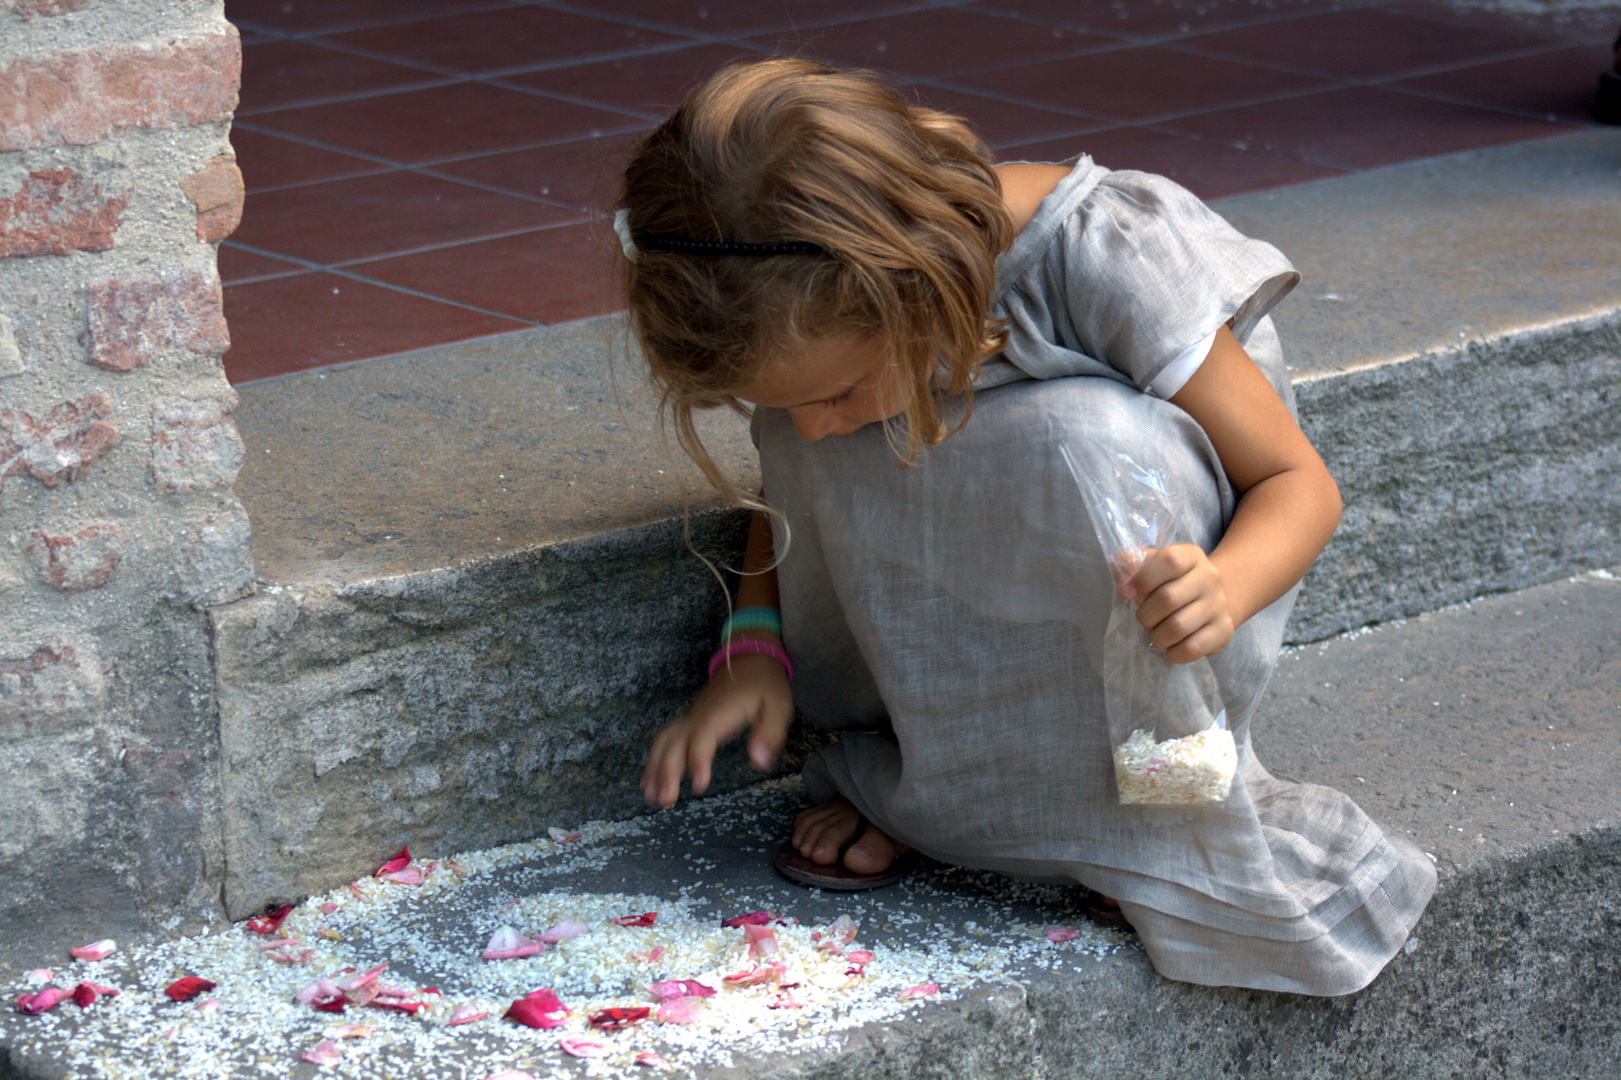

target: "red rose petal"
[648,979,715,1000]
[373,847,411,878]
[164,977,216,1003]
[504,988,569,1029]
[721,910,779,928]
[588,1006,649,1030]
[611,912,657,927]
[245,904,294,935]
[17,988,70,1015]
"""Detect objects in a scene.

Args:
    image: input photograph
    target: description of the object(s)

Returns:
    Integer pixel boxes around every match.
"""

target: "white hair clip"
[612,208,638,263]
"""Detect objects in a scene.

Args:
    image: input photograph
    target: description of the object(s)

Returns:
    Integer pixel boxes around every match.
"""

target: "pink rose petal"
[547,827,583,845]
[380,867,425,886]
[373,847,411,877]
[559,1036,610,1058]
[504,988,569,1029]
[300,1039,342,1066]
[769,989,809,1009]
[448,859,469,875]
[722,910,780,928]
[634,1052,672,1069]
[630,946,664,964]
[845,950,873,964]
[17,988,70,1014]
[482,925,545,961]
[1044,926,1080,943]
[899,982,939,1000]
[722,962,786,987]
[196,997,220,1013]
[320,902,338,915]
[654,996,705,1024]
[323,1023,373,1039]
[828,914,858,945]
[369,999,427,1013]
[296,979,345,1007]
[25,970,52,986]
[538,918,589,945]
[447,1003,489,1026]
[743,924,779,957]
[648,979,715,1001]
[336,962,387,993]
[69,939,116,962]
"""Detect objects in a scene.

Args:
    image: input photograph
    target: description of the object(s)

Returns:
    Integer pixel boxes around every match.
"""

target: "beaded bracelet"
[720,606,783,641]
[708,638,794,682]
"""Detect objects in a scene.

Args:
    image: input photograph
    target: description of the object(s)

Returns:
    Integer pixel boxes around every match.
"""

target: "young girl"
[619,58,1434,996]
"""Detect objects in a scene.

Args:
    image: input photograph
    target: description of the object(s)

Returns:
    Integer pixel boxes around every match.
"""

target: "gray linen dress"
[752,157,1436,997]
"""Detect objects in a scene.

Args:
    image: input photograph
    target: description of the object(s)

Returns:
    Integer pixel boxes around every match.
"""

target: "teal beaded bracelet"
[721,606,782,641]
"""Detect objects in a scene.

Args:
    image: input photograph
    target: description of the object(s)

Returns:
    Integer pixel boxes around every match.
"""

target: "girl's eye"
[825,388,855,407]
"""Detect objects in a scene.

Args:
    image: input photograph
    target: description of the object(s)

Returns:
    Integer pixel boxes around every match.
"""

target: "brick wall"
[0,0,250,958]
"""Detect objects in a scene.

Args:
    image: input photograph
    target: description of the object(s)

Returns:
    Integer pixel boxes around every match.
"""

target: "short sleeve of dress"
[993,161,1299,392]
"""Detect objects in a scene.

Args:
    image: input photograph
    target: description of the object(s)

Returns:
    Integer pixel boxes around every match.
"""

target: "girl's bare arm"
[1127,325,1342,661]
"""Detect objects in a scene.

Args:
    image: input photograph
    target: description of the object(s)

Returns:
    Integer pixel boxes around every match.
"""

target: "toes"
[843,823,906,876]
[793,797,862,865]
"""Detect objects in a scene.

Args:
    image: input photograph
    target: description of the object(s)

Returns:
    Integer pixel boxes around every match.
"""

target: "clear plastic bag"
[1059,444,1235,807]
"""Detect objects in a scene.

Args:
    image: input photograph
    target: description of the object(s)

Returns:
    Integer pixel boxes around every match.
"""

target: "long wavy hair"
[617,57,1015,506]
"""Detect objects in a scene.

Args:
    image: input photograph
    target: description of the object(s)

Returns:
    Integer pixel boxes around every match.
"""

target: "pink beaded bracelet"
[708,638,794,682]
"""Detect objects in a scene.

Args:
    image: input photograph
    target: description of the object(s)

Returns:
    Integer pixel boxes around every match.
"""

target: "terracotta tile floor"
[221,0,1614,384]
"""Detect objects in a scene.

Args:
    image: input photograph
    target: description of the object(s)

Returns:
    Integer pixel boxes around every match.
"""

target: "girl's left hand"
[1123,543,1235,663]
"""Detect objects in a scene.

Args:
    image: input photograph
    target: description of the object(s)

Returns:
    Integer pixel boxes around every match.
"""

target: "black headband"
[633,233,825,257]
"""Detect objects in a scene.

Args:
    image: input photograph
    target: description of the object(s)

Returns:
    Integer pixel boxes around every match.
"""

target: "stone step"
[3,567,1618,1078]
[206,128,1621,922]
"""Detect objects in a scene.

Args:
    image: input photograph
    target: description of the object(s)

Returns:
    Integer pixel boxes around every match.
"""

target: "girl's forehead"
[738,334,888,407]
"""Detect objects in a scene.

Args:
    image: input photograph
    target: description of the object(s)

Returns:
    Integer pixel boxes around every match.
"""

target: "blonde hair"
[617,57,1015,504]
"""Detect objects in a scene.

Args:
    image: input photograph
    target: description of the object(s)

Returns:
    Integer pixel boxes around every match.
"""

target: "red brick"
[0,394,119,490]
[0,30,241,151]
[0,167,126,257]
[149,395,243,493]
[3,0,92,17]
[89,266,229,371]
[179,153,243,243]
[24,523,125,591]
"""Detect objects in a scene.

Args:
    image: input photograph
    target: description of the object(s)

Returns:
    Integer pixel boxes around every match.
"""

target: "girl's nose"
[788,406,840,442]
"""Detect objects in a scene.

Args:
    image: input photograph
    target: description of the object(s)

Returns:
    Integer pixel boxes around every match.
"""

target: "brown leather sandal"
[773,839,920,891]
[1080,888,1134,931]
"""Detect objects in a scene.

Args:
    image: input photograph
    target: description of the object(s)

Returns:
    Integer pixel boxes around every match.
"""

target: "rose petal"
[588,1005,649,1030]
[245,904,294,935]
[611,912,657,927]
[373,847,411,877]
[323,1023,373,1039]
[69,939,116,962]
[369,999,427,1013]
[768,989,809,1009]
[845,950,873,964]
[1044,926,1080,944]
[743,924,779,957]
[559,1036,610,1058]
[654,996,706,1025]
[634,1052,672,1069]
[320,902,339,915]
[504,988,569,1029]
[296,979,344,1006]
[379,867,425,886]
[648,979,716,1001]
[899,982,939,1000]
[301,1039,343,1066]
[828,914,858,944]
[336,962,387,993]
[17,988,70,1014]
[538,918,589,944]
[630,946,664,964]
[70,982,116,1008]
[24,970,52,986]
[448,859,469,875]
[196,997,220,1013]
[447,1003,489,1026]
[375,984,417,999]
[547,827,583,845]
[482,926,544,961]
[722,910,780,928]
[722,962,786,987]
[164,977,216,1003]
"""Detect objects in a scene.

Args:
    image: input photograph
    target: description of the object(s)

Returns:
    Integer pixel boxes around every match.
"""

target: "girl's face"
[734,335,906,441]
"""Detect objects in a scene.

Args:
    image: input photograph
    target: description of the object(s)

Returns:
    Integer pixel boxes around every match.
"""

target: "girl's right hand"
[640,653,794,807]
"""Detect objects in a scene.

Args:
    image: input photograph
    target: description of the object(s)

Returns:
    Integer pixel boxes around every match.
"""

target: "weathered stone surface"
[178,153,241,243]
[148,393,243,493]
[212,512,762,918]
[0,394,119,490]
[0,312,23,376]
[0,638,103,741]
[0,30,241,150]
[169,504,253,606]
[88,264,229,371]
[2,0,92,17]
[23,523,124,591]
[0,167,126,257]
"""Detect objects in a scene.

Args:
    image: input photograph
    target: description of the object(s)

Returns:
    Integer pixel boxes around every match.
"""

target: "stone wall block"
[171,506,252,606]
[0,639,104,741]
[0,30,241,151]
[179,153,241,243]
[89,265,229,371]
[0,392,119,490]
[149,393,244,493]
[0,167,127,257]
[0,313,23,376]
[3,0,93,17]
[24,523,125,591]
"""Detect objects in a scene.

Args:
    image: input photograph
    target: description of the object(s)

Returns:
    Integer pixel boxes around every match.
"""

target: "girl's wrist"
[708,637,794,682]
[721,605,782,640]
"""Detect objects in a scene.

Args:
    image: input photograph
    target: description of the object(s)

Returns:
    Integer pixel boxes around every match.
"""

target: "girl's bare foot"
[791,795,908,875]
